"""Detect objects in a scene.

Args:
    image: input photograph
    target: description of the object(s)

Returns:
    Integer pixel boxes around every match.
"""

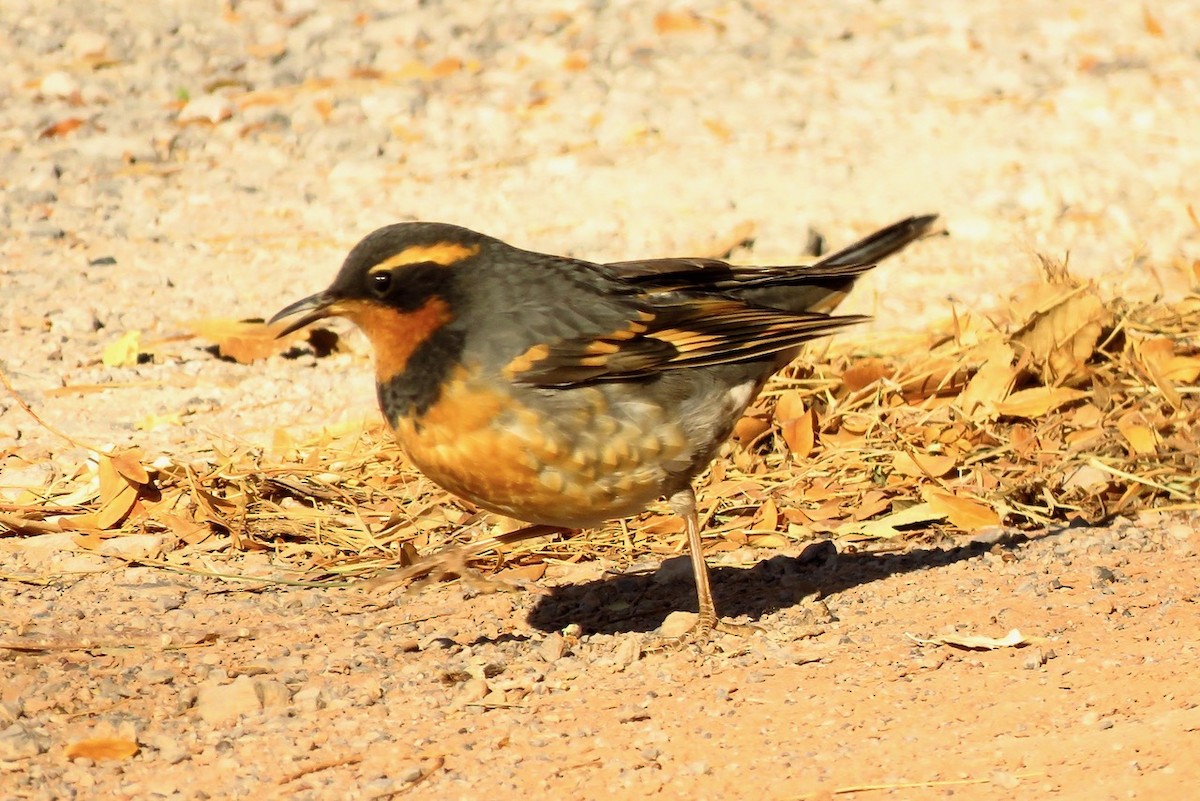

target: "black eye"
[369,271,392,297]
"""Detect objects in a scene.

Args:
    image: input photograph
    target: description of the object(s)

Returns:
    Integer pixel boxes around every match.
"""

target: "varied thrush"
[271,214,938,638]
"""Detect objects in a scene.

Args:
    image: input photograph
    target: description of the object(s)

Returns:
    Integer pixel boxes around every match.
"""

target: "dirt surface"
[2,2,1200,799]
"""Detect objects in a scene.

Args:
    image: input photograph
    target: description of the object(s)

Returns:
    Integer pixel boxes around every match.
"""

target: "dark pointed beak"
[268,290,340,338]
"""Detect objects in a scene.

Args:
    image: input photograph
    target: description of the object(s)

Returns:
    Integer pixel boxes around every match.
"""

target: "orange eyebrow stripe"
[368,242,480,272]
[340,297,454,381]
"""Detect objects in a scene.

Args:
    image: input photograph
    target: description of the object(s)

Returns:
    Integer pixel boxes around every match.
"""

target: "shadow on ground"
[522,529,1056,636]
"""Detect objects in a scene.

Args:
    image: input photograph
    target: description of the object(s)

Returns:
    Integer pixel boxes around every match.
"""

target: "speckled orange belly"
[388,369,694,528]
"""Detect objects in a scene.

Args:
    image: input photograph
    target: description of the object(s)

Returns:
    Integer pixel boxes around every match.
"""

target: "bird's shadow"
[522,527,1065,637]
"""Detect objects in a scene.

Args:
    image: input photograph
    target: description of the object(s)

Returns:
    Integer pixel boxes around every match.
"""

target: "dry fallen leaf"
[836,502,942,539]
[1134,337,1194,411]
[756,497,779,532]
[995,386,1088,418]
[842,358,892,393]
[94,454,141,530]
[101,330,143,367]
[190,318,304,364]
[156,512,211,545]
[62,453,144,532]
[1010,282,1110,386]
[850,491,892,522]
[956,341,1018,420]
[1118,422,1160,456]
[747,533,789,549]
[775,391,817,459]
[39,117,86,139]
[896,359,973,401]
[494,563,547,583]
[906,628,1031,650]
[191,485,239,529]
[64,738,140,761]
[1142,4,1164,37]
[654,10,705,34]
[703,118,732,142]
[1162,354,1200,383]
[135,412,183,431]
[1061,464,1110,493]
[732,410,771,445]
[924,490,1002,531]
[109,449,150,485]
[430,57,462,79]
[891,451,958,479]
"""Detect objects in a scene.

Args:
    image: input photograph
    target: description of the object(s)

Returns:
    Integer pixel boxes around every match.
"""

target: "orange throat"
[341,297,454,383]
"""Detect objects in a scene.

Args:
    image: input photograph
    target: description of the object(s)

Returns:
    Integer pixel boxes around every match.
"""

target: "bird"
[270,214,938,639]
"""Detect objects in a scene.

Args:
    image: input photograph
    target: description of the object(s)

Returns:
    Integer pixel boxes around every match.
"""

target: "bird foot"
[365,524,564,599]
[655,611,764,650]
[364,545,522,598]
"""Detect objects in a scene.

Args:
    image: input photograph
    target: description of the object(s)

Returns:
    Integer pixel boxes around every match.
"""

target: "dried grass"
[3,262,1198,585]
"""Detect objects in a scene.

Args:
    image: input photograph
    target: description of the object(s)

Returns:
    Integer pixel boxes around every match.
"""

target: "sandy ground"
[2,1,1199,799]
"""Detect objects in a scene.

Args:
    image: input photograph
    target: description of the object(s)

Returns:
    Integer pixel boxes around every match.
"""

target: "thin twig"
[0,362,100,452]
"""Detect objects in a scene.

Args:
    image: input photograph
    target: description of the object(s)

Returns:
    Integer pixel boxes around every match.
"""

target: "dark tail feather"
[733,214,940,314]
[813,214,940,269]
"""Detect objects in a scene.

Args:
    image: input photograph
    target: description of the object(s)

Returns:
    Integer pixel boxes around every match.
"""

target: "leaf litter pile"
[3,259,1199,589]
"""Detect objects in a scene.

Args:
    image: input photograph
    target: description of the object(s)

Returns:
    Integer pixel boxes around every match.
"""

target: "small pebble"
[398,765,425,784]
[538,633,567,663]
[39,70,80,99]
[1090,566,1117,587]
[658,611,698,639]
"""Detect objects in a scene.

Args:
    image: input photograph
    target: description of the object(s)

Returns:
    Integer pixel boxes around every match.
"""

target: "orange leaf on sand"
[64,739,139,761]
[851,491,892,522]
[190,318,305,364]
[906,628,1030,650]
[654,10,704,33]
[703,119,732,142]
[1142,4,1164,37]
[430,57,462,78]
[39,117,85,139]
